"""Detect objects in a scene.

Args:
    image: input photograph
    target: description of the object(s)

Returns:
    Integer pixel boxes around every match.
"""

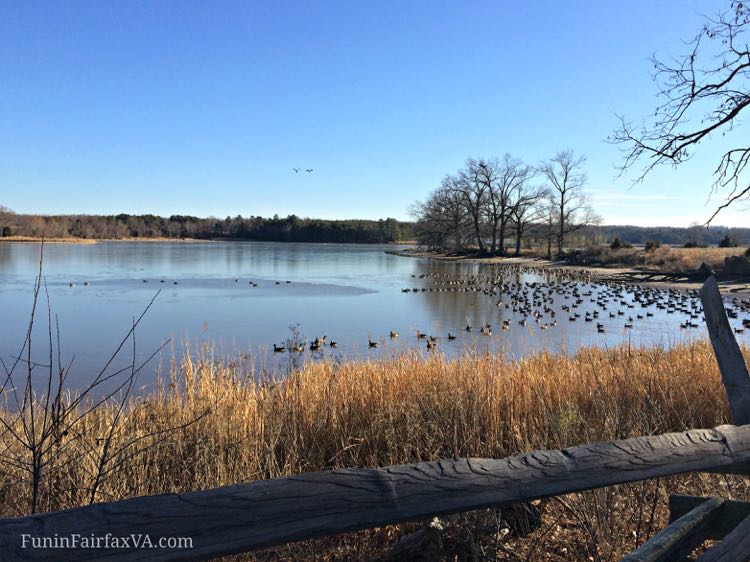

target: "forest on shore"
[1,205,748,247]
[0,208,412,244]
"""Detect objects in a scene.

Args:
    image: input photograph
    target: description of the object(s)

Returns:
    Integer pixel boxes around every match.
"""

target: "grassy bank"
[574,246,748,273]
[392,246,750,297]
[396,245,748,272]
[1,341,748,560]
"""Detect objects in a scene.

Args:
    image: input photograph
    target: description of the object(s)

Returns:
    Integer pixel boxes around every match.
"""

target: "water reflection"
[0,242,748,396]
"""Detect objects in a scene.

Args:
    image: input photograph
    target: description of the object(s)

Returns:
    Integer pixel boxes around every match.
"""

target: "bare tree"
[0,206,14,237]
[510,186,548,256]
[477,155,534,255]
[440,178,471,251]
[538,150,597,254]
[458,161,488,253]
[410,175,469,251]
[611,2,750,223]
[471,158,502,254]
[538,197,558,260]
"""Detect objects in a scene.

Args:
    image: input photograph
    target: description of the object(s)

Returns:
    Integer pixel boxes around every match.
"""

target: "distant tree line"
[582,224,750,247]
[411,150,600,257]
[2,204,746,248]
[0,207,412,244]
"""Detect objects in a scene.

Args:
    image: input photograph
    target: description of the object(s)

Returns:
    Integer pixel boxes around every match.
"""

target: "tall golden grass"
[580,245,747,272]
[1,340,748,560]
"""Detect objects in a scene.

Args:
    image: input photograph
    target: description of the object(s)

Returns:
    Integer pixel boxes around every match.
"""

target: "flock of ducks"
[408,265,750,338]
[273,335,338,353]
[68,279,295,288]
[68,265,750,354]
[271,264,750,354]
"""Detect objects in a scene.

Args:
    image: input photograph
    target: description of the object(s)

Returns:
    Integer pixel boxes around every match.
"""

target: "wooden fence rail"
[1,424,750,561]
[670,495,750,539]
[621,497,725,562]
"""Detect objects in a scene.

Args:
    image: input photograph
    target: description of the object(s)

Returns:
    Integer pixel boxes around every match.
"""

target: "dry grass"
[578,246,748,273]
[1,341,748,560]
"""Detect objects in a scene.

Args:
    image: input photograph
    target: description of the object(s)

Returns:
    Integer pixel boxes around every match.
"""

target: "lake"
[1,241,748,394]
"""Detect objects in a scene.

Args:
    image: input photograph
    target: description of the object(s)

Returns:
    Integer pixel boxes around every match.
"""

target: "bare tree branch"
[610,2,750,224]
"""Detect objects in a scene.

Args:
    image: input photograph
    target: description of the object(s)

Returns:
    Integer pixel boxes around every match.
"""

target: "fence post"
[700,276,750,426]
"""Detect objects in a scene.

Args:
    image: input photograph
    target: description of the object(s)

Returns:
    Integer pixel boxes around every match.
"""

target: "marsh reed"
[1,338,749,559]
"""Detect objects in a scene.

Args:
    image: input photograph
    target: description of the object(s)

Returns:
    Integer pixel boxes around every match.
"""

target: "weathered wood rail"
[2,425,750,560]
[0,275,748,561]
[622,497,725,562]
[670,495,750,539]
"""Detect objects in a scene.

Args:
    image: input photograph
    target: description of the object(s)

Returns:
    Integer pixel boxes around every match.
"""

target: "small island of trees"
[411,150,599,257]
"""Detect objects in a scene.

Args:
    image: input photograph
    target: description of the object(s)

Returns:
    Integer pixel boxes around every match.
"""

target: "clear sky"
[1,1,746,227]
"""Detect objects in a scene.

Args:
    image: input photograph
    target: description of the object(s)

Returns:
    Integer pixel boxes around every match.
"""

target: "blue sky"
[1,1,746,226]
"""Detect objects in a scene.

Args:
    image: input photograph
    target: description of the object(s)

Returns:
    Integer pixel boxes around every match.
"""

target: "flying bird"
[305,168,314,173]
[293,168,300,173]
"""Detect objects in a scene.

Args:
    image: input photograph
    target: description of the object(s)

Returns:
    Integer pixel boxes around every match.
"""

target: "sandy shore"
[0,236,98,243]
[388,248,750,297]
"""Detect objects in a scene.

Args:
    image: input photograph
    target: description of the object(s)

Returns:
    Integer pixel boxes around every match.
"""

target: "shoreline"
[0,236,98,243]
[0,237,414,245]
[0,236,210,244]
[388,248,750,297]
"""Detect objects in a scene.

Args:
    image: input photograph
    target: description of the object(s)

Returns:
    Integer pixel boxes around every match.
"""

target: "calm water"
[1,241,748,394]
